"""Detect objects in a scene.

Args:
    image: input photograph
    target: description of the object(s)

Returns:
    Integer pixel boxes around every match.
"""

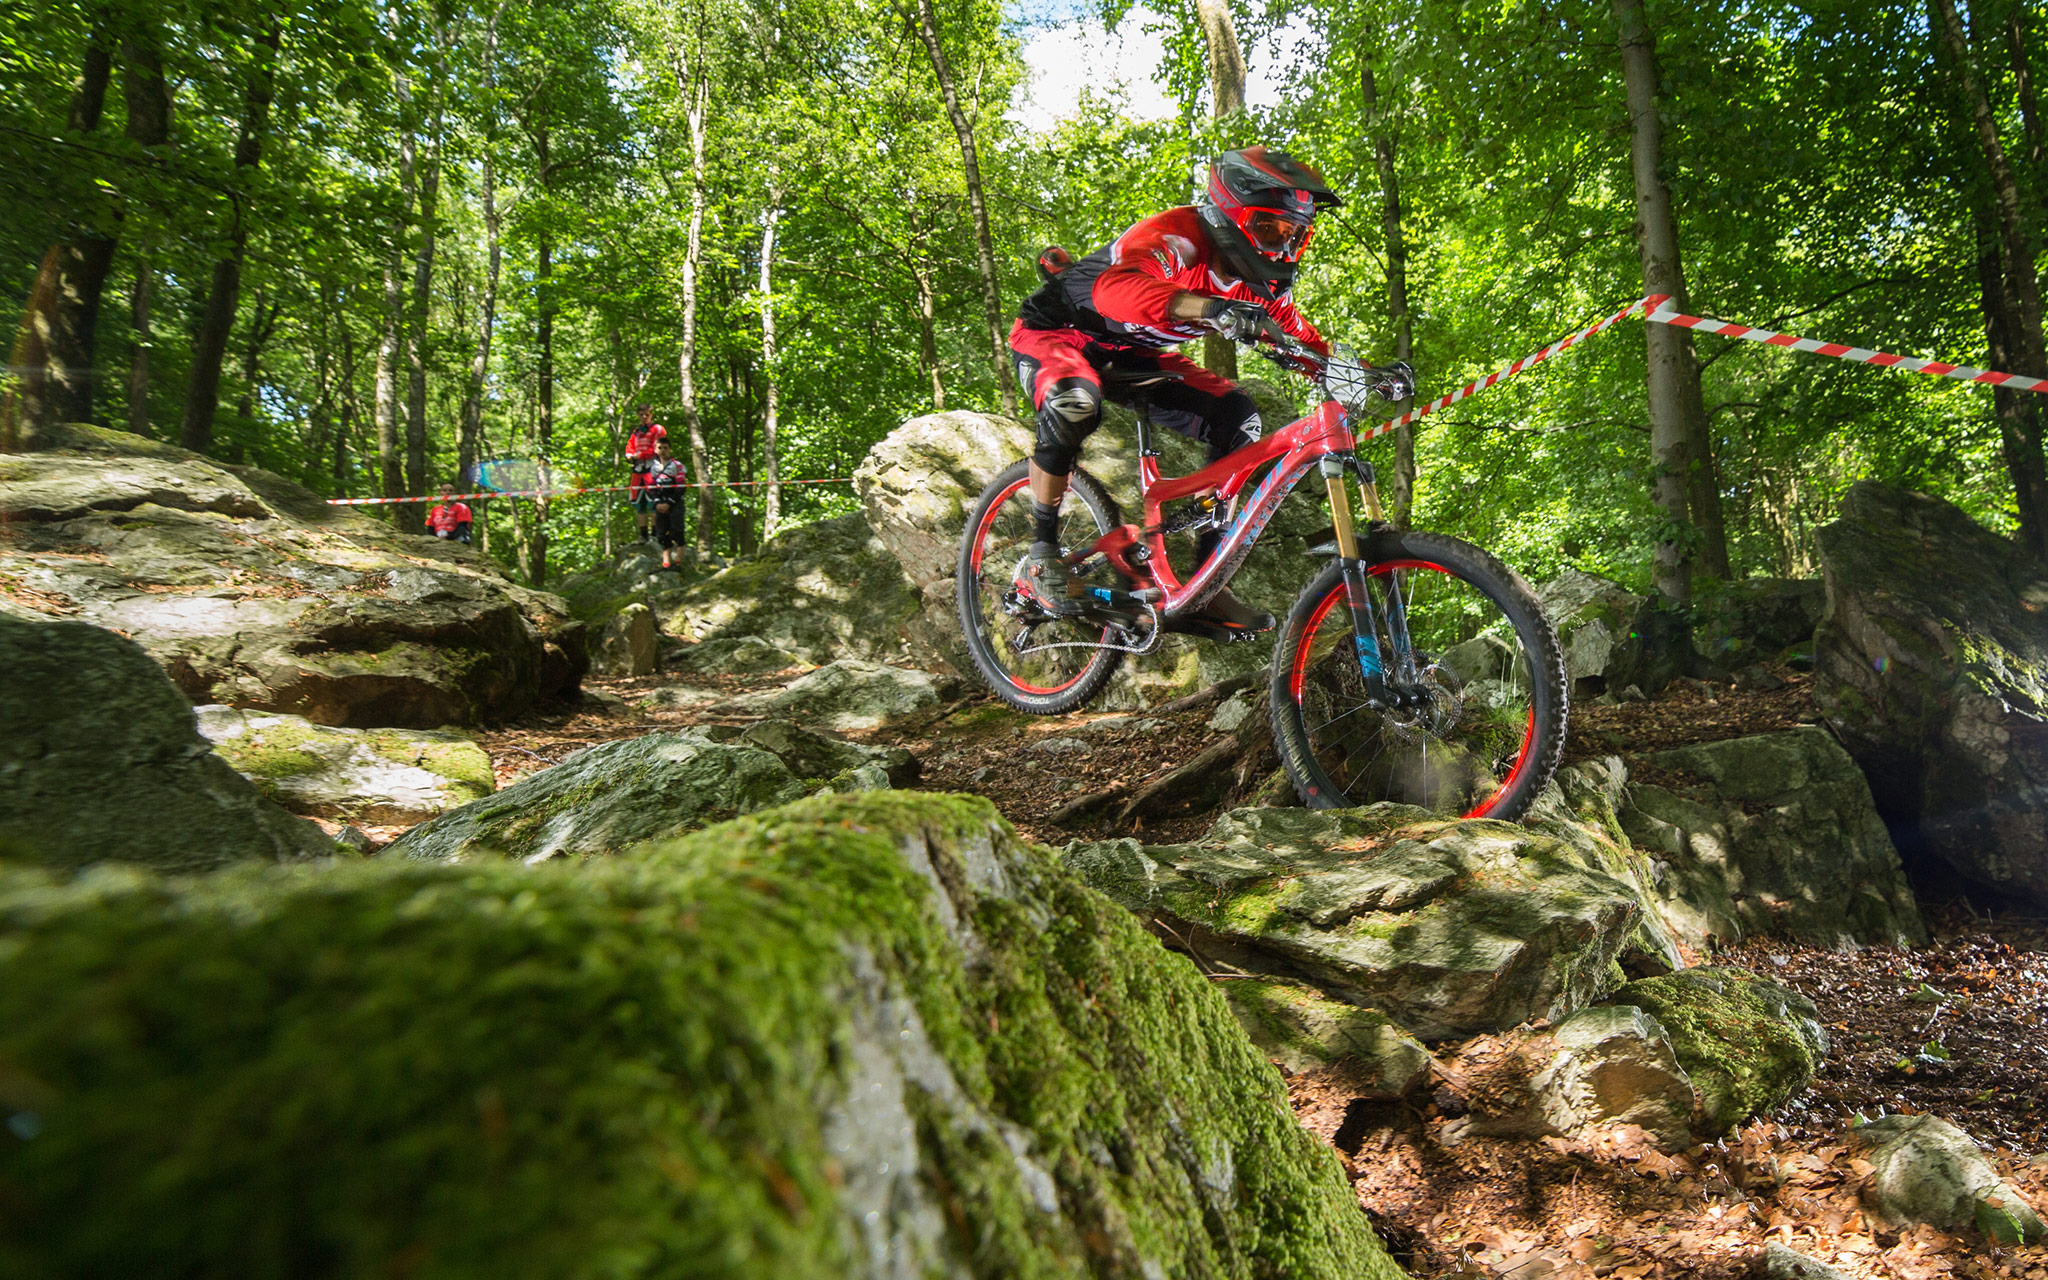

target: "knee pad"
[1032,377,1101,476]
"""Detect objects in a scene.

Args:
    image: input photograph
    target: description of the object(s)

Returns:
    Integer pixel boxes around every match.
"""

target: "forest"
[4,0,2044,595]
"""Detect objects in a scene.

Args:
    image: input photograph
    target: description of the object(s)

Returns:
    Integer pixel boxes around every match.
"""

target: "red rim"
[970,476,1102,697]
[1288,560,1538,819]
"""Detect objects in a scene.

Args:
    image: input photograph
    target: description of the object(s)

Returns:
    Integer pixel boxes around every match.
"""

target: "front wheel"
[1269,529,1567,820]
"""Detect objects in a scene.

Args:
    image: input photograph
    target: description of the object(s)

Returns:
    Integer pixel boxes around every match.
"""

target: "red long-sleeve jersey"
[1017,206,1328,355]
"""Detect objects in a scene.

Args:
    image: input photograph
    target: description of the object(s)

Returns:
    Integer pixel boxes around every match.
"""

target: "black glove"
[1204,298,1270,343]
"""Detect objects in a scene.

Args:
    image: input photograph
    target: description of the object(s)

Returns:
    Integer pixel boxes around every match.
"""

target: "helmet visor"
[1242,208,1314,260]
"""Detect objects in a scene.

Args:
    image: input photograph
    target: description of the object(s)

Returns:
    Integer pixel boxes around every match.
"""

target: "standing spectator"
[647,443,691,570]
[625,405,668,543]
[425,484,472,544]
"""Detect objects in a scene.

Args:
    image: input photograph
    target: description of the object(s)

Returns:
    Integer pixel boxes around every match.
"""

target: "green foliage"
[6,0,2042,589]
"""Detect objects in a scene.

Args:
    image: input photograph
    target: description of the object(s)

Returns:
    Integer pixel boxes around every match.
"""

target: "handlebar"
[1243,315,1416,406]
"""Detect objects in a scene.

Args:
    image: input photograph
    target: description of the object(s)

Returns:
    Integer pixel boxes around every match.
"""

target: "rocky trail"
[8,422,2048,1279]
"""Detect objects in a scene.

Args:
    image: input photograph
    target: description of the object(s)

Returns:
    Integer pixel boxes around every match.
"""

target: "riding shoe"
[1190,587,1275,634]
[1023,541,1086,617]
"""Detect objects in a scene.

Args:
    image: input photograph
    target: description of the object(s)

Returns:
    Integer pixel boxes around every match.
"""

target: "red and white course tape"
[1362,295,1657,442]
[325,477,853,506]
[1642,296,2048,394]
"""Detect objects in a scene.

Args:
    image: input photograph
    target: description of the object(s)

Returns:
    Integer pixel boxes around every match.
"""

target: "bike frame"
[1079,385,1422,697]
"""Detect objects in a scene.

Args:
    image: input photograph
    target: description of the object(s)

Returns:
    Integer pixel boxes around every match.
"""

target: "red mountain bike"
[955,329,1568,821]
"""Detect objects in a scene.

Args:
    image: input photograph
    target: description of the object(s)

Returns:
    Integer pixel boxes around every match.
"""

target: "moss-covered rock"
[0,425,585,727]
[0,613,334,872]
[1064,805,1645,1041]
[0,791,1402,1280]
[1434,1006,1696,1152]
[1604,966,1828,1135]
[196,706,494,823]
[725,659,959,731]
[389,731,806,863]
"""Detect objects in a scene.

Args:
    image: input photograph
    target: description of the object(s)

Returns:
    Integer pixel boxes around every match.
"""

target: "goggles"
[1240,207,1315,262]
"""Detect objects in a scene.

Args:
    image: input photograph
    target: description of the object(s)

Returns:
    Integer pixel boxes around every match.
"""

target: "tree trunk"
[2003,1,2043,176]
[402,83,445,532]
[179,18,282,454]
[126,256,150,434]
[228,290,278,460]
[529,126,555,586]
[907,193,946,409]
[373,103,415,509]
[906,0,1020,418]
[673,64,714,554]
[1936,0,2048,557]
[1614,0,1722,600]
[457,7,505,487]
[759,190,783,540]
[1361,57,1416,525]
[40,17,113,428]
[1195,0,1247,382]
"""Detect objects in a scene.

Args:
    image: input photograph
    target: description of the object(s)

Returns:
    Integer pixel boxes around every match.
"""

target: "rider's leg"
[1010,325,1104,611]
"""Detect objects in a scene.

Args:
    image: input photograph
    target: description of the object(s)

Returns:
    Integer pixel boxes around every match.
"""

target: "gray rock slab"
[389,731,805,863]
[196,706,493,823]
[730,659,956,731]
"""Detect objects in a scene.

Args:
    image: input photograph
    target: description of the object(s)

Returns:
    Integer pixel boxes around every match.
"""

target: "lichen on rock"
[1604,966,1829,1135]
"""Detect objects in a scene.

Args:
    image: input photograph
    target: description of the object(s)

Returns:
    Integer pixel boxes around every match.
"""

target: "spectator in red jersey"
[425,484,472,544]
[625,405,669,543]
[646,443,690,569]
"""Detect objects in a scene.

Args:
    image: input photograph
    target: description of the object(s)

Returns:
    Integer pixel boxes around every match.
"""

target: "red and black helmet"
[1200,146,1341,273]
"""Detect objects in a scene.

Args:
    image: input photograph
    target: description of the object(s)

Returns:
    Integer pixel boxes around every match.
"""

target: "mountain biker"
[425,484,472,544]
[1010,145,1339,636]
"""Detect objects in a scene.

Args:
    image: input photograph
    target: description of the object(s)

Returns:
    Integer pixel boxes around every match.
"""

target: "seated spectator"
[647,443,690,570]
[626,405,668,543]
[425,484,472,544]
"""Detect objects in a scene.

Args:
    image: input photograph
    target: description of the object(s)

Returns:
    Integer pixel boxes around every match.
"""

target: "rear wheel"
[1268,529,1567,820]
[956,459,1128,714]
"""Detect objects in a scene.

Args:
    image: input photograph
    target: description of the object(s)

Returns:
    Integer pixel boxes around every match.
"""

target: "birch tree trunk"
[1195,0,1246,381]
[402,65,446,532]
[457,7,506,487]
[908,193,945,409]
[674,62,714,553]
[1935,0,2048,557]
[1361,57,1415,526]
[1614,0,1722,600]
[372,112,416,508]
[906,0,1020,418]
[759,187,784,540]
[179,19,282,454]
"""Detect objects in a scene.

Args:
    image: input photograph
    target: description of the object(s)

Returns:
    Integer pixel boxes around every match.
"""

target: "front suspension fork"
[1322,456,1420,697]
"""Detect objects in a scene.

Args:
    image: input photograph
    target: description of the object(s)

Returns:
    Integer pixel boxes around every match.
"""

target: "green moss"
[0,791,1398,1279]
[209,720,327,783]
[1607,966,1826,1133]
[366,731,495,801]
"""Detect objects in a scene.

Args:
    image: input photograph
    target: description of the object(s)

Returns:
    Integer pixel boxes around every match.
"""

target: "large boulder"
[1689,577,1824,671]
[0,612,332,872]
[0,424,586,727]
[1435,1006,1697,1152]
[390,731,807,863]
[0,791,1402,1280]
[1615,728,1925,949]
[1536,569,1684,699]
[196,706,494,824]
[1812,482,2048,904]
[1064,805,1646,1041]
[656,514,938,669]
